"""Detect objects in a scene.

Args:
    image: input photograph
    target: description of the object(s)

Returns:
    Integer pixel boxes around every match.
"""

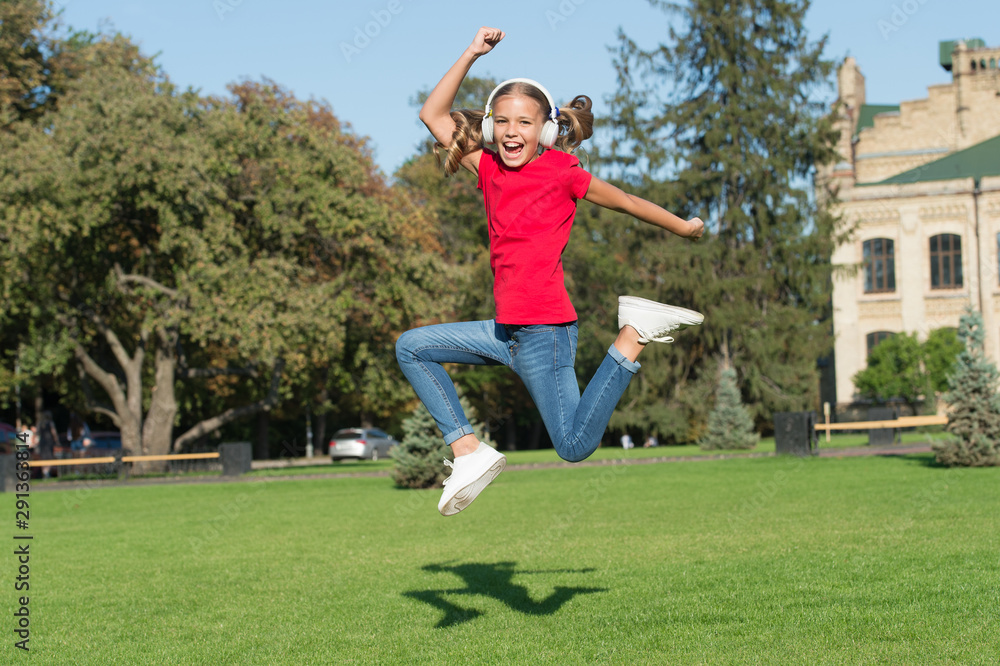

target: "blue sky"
[56,0,998,176]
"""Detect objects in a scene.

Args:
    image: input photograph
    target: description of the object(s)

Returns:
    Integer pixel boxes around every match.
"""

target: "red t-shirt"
[477,148,592,324]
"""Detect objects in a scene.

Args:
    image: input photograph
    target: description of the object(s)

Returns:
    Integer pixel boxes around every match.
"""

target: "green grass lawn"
[5,451,996,664]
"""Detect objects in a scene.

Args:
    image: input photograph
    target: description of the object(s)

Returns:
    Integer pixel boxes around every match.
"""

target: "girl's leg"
[510,299,703,463]
[396,320,513,516]
[510,323,640,463]
[395,320,512,446]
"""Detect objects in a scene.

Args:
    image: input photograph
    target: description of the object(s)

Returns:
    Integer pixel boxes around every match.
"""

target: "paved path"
[817,443,932,457]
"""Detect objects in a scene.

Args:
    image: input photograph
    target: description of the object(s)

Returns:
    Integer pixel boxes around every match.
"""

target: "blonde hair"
[435,83,594,175]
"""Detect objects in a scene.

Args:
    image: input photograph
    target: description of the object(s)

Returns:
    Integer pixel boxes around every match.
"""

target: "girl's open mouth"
[502,141,524,158]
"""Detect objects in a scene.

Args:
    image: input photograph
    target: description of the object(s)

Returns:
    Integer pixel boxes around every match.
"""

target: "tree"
[0,35,446,459]
[0,0,92,422]
[924,327,962,393]
[852,328,962,413]
[391,393,488,489]
[852,333,929,415]
[595,0,843,440]
[933,308,1000,467]
[0,0,86,130]
[699,367,759,450]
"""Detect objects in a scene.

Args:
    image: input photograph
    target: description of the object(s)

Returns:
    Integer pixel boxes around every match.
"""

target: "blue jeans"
[395,320,640,462]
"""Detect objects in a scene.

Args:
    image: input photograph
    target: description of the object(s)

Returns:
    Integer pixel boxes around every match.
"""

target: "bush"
[933,308,1000,467]
[698,367,759,451]
[390,393,489,489]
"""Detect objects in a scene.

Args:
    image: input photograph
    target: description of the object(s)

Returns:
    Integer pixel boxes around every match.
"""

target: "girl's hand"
[687,217,705,241]
[469,27,505,57]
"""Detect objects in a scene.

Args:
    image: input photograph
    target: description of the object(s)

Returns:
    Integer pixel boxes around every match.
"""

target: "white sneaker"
[618,295,704,344]
[438,443,506,516]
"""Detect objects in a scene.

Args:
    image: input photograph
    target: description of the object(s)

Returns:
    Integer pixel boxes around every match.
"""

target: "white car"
[329,428,396,462]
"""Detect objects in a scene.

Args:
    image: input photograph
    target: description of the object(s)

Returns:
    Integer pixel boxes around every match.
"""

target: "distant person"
[644,435,659,448]
[395,27,705,516]
[621,434,634,450]
[67,412,91,452]
[36,412,59,478]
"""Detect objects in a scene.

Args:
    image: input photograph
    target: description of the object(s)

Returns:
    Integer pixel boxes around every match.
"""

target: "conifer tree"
[699,367,759,450]
[391,393,490,489]
[591,0,843,440]
[933,308,1000,467]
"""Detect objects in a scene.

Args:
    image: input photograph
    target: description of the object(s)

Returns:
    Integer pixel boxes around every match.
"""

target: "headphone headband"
[484,78,559,122]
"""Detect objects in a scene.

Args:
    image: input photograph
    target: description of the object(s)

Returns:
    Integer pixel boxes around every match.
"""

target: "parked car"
[0,423,18,454]
[71,431,129,457]
[329,428,396,462]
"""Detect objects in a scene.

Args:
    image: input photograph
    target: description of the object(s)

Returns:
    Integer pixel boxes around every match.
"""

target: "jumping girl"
[396,27,705,516]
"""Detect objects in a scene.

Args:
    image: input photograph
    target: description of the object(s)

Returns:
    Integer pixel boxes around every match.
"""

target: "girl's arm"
[583,176,704,240]
[419,27,504,175]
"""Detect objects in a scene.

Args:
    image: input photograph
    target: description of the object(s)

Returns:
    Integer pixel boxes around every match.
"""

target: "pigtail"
[554,95,594,154]
[434,109,486,176]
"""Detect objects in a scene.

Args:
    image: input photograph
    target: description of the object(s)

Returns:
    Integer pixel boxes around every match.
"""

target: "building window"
[866,331,894,356]
[930,234,962,289]
[862,239,896,293]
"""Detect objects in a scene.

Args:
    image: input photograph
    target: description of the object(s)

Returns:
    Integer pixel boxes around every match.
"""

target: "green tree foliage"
[852,333,929,414]
[0,0,92,412]
[923,327,962,393]
[852,328,961,413]
[699,367,759,450]
[592,0,843,440]
[0,0,95,131]
[391,393,488,489]
[933,309,1000,467]
[0,33,446,457]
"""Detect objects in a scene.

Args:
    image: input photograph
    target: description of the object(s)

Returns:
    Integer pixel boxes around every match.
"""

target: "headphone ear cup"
[539,119,558,149]
[482,115,494,145]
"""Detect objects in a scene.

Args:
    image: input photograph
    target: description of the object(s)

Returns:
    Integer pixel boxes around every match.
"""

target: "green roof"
[940,38,986,70]
[854,104,899,139]
[873,134,1000,186]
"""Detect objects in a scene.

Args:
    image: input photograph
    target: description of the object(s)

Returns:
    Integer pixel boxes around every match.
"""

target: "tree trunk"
[139,330,178,472]
[504,416,517,451]
[72,323,144,458]
[315,405,328,457]
[254,410,270,460]
[33,394,43,432]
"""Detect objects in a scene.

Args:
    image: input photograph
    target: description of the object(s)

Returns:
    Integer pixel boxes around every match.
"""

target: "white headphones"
[482,78,560,149]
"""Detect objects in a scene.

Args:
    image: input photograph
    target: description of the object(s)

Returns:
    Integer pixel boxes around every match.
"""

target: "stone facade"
[820,40,1000,406]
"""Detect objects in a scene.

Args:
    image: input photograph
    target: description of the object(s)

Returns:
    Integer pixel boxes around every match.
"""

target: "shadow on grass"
[403,561,605,628]
[881,452,951,468]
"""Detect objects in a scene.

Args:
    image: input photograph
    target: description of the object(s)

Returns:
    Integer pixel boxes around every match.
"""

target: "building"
[820,38,1000,407]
